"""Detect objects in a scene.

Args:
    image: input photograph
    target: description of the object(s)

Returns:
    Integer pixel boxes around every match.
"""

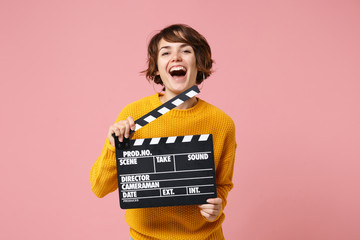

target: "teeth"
[169,66,186,72]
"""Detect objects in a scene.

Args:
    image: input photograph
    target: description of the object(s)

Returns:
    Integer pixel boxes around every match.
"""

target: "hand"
[108,116,135,147]
[198,198,222,222]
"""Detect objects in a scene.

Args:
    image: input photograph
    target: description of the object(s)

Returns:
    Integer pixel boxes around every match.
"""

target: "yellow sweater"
[90,94,236,240]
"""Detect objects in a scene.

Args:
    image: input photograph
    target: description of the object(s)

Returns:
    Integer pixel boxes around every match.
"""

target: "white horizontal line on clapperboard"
[119,168,214,176]
[120,176,213,185]
[119,151,212,159]
[121,184,215,192]
[124,192,215,200]
[121,176,213,184]
[132,134,210,146]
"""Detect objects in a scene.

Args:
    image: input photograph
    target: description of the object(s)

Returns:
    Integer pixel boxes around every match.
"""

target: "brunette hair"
[142,24,213,85]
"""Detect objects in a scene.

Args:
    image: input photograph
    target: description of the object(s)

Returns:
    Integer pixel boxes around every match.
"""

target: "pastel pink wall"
[1,0,359,239]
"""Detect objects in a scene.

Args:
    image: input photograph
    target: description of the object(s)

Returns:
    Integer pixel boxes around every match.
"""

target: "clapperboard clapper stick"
[112,85,217,209]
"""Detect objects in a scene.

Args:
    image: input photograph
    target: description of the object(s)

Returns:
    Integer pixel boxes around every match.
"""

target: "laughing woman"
[90,24,236,240]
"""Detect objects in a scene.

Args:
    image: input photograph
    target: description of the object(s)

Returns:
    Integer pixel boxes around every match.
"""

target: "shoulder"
[200,99,235,132]
[199,100,237,151]
[115,94,158,122]
[123,95,155,111]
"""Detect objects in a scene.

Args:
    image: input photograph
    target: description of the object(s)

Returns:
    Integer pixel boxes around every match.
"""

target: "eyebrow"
[159,43,190,51]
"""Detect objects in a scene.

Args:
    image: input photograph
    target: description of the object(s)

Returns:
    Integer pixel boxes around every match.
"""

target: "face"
[156,38,198,96]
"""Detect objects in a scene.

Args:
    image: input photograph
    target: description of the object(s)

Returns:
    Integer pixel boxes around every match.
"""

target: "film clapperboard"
[113,85,217,209]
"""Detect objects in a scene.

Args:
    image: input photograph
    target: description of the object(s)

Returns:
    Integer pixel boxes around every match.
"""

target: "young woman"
[90,24,236,240]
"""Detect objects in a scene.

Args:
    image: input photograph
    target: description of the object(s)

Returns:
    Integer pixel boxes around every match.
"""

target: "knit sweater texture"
[90,94,236,240]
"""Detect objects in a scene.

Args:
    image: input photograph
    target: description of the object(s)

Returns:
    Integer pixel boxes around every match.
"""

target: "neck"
[159,93,198,110]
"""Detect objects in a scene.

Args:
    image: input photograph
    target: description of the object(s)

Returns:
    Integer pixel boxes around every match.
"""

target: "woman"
[90,24,236,240]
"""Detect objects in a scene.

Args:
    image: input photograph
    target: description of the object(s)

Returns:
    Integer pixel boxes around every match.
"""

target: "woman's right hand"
[108,116,135,148]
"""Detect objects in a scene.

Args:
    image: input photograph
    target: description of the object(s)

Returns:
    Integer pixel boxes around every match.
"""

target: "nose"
[171,52,182,62]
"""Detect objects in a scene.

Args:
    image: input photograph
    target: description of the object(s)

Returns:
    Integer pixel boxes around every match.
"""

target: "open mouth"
[169,66,187,78]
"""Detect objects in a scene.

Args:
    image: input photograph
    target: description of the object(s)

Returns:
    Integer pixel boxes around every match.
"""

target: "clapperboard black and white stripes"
[133,85,200,132]
[113,85,217,209]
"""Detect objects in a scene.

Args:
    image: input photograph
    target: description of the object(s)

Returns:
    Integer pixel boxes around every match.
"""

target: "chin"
[163,73,196,95]
[168,82,192,93]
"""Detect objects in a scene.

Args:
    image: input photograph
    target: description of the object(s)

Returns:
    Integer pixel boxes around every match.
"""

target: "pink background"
[1,0,359,239]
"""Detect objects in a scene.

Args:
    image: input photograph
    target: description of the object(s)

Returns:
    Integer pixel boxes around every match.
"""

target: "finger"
[124,121,130,139]
[113,123,125,142]
[112,126,121,142]
[206,198,222,205]
[118,126,125,142]
[108,132,115,147]
[114,127,120,137]
[201,208,219,216]
[108,126,118,147]
[111,123,120,135]
[200,210,216,221]
[198,204,218,210]
[200,209,210,218]
[127,116,135,131]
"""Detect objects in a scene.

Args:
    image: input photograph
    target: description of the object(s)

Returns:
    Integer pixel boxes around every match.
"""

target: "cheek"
[190,56,197,68]
[189,57,198,72]
[157,60,167,73]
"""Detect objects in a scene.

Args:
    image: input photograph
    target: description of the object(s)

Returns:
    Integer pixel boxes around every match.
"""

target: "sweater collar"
[150,93,206,118]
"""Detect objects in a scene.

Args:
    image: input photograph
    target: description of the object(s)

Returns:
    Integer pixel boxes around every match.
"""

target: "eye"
[183,50,191,53]
[161,52,169,56]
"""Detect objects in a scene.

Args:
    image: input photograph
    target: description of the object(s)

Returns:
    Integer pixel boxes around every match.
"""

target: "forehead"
[158,38,192,50]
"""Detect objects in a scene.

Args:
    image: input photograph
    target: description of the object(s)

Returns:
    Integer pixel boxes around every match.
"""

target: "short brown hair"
[142,24,213,85]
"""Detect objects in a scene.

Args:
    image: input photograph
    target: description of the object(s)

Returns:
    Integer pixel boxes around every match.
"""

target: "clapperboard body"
[114,85,217,209]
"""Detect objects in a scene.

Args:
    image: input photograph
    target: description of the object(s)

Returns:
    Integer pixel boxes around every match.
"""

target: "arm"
[90,138,118,198]
[199,121,237,221]
[90,114,135,198]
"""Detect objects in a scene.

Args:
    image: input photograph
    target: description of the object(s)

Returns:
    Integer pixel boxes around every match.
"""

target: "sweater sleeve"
[89,108,131,198]
[204,119,237,222]
[216,129,236,210]
[89,138,118,198]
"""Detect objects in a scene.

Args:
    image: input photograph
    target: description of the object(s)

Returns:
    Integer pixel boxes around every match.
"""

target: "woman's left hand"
[198,198,222,222]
